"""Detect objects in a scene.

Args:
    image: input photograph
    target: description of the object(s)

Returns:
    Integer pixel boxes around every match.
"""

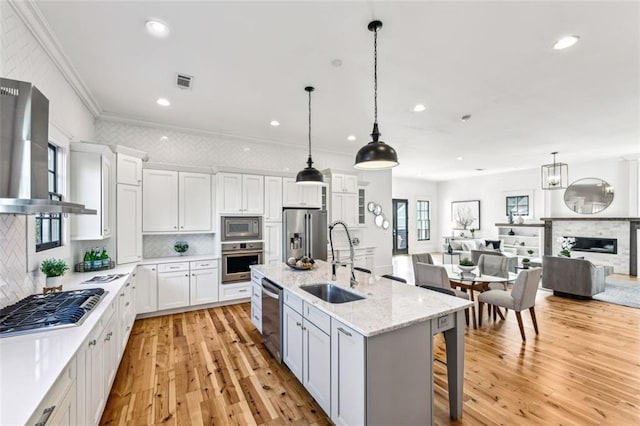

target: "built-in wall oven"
[221,216,262,241]
[221,242,263,283]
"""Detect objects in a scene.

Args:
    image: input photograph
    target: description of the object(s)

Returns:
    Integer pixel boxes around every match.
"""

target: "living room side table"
[442,251,462,265]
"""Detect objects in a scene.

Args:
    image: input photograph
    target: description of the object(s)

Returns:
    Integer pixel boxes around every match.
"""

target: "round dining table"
[442,264,518,329]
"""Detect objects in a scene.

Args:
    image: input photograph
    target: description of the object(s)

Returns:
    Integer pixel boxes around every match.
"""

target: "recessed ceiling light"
[145,20,169,38]
[553,35,579,50]
[347,135,357,141]
[270,120,280,127]
[413,104,426,112]
[156,98,170,107]
[243,147,251,152]
[461,114,472,122]
[160,135,168,140]
[456,157,464,161]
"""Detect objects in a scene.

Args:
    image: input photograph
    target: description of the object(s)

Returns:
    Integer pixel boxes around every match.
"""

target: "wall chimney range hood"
[0,78,95,215]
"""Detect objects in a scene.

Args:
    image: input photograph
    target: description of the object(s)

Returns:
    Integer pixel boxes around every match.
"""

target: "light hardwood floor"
[102,278,640,425]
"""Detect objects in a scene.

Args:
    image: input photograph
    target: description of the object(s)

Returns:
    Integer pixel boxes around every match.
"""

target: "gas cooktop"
[0,288,106,338]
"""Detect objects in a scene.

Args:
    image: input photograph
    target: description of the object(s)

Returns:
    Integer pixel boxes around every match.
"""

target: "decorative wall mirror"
[563,178,614,214]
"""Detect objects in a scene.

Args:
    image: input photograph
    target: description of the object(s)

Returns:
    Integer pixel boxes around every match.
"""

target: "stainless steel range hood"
[0,78,96,215]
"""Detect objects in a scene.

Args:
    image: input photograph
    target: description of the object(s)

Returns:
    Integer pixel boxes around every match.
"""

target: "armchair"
[541,256,606,298]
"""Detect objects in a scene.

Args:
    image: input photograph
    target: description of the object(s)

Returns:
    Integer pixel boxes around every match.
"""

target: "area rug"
[592,278,640,308]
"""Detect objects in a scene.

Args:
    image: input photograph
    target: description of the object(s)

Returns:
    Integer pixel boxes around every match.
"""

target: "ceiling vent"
[176,73,193,90]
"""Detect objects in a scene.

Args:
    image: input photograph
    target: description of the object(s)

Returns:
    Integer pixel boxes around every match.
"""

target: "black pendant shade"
[296,86,324,185]
[354,20,399,170]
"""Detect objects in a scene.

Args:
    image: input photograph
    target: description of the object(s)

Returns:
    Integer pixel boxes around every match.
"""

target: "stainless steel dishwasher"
[261,278,283,362]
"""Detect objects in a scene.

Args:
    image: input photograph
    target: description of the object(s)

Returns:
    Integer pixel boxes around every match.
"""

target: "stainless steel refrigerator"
[282,208,328,261]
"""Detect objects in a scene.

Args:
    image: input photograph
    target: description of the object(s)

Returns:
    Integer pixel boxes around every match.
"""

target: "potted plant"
[458,257,475,272]
[558,237,575,257]
[527,249,534,257]
[174,241,189,256]
[40,258,69,288]
[521,258,531,269]
[469,228,476,238]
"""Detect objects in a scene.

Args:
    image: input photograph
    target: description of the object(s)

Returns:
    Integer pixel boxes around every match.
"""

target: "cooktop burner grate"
[0,288,105,337]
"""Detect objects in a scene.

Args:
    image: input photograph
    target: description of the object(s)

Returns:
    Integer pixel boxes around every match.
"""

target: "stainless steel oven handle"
[223,250,263,256]
[262,288,280,299]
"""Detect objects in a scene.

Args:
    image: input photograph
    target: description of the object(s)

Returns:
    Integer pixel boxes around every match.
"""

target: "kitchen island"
[251,260,472,425]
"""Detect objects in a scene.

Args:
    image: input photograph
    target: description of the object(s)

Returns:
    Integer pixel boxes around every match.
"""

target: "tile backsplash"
[143,234,216,258]
[0,215,38,308]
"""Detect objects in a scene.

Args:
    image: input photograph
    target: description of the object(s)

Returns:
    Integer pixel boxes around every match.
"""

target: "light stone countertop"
[252,260,471,337]
[139,254,219,264]
[0,264,136,425]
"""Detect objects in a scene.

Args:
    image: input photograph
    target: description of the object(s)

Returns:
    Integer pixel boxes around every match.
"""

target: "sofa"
[541,255,606,298]
[444,238,517,264]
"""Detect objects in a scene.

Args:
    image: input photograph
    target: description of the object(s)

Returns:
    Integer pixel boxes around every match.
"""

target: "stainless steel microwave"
[221,216,262,241]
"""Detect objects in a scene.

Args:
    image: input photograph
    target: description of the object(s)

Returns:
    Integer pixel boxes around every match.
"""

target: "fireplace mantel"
[541,217,640,221]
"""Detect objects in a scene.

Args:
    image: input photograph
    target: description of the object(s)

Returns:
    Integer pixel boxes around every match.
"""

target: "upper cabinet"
[282,177,322,208]
[264,176,283,222]
[331,173,358,194]
[142,169,212,233]
[70,143,115,240]
[218,173,264,214]
[116,154,142,186]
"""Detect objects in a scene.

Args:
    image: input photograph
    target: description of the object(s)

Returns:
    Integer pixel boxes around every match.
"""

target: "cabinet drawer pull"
[120,293,125,297]
[238,289,248,293]
[185,274,189,277]
[88,339,97,347]
[132,286,136,289]
[296,321,302,327]
[126,282,131,287]
[337,327,352,337]
[35,405,55,426]
[125,302,130,307]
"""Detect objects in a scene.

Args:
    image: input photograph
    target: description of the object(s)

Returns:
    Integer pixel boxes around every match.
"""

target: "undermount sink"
[300,283,366,304]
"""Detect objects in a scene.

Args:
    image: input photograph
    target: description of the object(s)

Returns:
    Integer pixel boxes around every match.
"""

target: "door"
[142,169,179,232]
[283,304,303,382]
[218,173,243,214]
[158,271,190,310]
[190,268,219,305]
[116,184,142,264]
[301,184,322,207]
[303,319,331,414]
[392,199,409,255]
[179,172,212,231]
[117,153,142,186]
[135,265,158,314]
[243,174,264,214]
[264,176,283,221]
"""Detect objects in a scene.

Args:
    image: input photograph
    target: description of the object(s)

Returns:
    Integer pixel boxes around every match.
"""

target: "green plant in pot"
[521,258,531,269]
[458,257,475,272]
[40,258,69,288]
[527,249,534,256]
[174,241,189,255]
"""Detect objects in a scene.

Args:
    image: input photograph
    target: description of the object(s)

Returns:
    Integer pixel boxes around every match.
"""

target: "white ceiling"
[35,1,640,180]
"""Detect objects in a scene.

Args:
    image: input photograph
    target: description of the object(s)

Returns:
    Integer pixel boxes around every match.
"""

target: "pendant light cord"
[373,26,378,124]
[308,89,312,159]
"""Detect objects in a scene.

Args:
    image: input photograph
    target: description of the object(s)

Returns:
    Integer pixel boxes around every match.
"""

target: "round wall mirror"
[367,202,376,213]
[374,215,384,227]
[382,219,390,230]
[373,205,382,216]
[563,178,614,214]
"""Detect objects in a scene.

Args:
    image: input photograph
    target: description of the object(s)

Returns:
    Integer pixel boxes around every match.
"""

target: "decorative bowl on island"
[286,256,315,270]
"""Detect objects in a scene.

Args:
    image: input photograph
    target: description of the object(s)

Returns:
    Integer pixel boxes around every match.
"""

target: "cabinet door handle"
[88,339,97,347]
[105,335,111,342]
[35,405,55,426]
[151,268,156,271]
[125,302,130,307]
[126,282,131,287]
[180,226,184,229]
[132,286,136,289]
[296,321,302,327]
[192,273,195,276]
[120,293,125,297]
[337,327,352,337]
[185,274,189,277]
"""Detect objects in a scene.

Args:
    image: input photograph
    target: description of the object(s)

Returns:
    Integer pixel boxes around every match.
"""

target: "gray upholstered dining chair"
[415,262,470,324]
[411,253,434,284]
[477,267,542,341]
[477,254,512,291]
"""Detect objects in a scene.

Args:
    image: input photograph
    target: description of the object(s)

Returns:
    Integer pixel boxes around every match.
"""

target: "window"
[506,195,529,216]
[416,200,430,241]
[36,144,62,252]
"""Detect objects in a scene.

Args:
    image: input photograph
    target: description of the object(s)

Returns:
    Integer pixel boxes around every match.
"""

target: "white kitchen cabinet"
[264,222,282,266]
[264,176,283,221]
[303,319,331,414]
[46,380,77,426]
[117,153,142,186]
[189,261,219,306]
[143,169,212,232]
[85,323,106,424]
[116,184,142,264]
[142,169,179,232]
[118,277,136,353]
[219,281,252,301]
[332,173,358,194]
[135,264,158,314]
[27,357,77,426]
[331,192,358,227]
[218,172,264,214]
[102,315,118,391]
[331,318,366,426]
[251,269,264,332]
[70,145,115,240]
[158,268,190,310]
[283,304,304,382]
[282,177,322,208]
[179,172,212,231]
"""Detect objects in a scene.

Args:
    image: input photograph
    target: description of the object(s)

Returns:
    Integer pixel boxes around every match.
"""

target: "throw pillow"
[450,241,463,250]
[485,240,501,250]
[461,241,477,251]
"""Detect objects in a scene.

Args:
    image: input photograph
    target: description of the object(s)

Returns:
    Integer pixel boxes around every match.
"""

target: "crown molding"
[98,113,352,158]
[9,0,102,117]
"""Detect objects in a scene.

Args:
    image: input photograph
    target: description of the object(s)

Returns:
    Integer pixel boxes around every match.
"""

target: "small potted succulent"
[469,228,476,238]
[40,258,69,288]
[174,241,189,256]
[527,249,534,257]
[458,257,475,272]
[521,258,531,269]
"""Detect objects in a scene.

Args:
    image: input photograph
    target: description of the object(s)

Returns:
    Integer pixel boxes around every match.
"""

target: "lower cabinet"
[27,357,77,426]
[135,264,158,314]
[282,298,331,415]
[219,281,251,301]
[157,269,190,310]
[190,265,219,305]
[331,318,366,426]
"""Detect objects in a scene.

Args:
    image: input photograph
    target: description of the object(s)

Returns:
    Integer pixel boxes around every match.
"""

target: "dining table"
[442,264,518,329]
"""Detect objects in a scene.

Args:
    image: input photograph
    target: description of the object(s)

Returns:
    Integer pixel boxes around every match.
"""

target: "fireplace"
[569,236,617,255]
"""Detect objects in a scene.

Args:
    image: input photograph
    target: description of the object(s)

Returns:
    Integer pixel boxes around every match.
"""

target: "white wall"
[392,177,440,254]
[0,1,96,307]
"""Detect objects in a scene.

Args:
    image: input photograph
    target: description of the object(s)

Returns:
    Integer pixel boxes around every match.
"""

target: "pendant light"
[296,86,324,185]
[354,20,399,170]
[541,151,569,190]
